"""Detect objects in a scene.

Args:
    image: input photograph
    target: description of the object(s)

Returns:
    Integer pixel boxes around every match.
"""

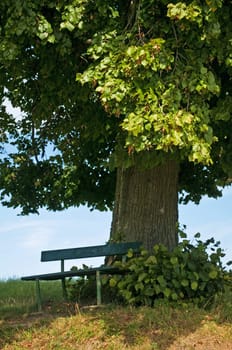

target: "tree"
[0,0,232,251]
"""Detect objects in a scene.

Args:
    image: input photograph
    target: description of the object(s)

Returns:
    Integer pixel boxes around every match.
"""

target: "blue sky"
[0,187,231,280]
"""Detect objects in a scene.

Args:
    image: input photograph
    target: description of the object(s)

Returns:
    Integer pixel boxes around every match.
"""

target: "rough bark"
[110,160,179,251]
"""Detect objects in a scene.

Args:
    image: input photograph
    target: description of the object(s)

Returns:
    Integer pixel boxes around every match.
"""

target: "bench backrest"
[41,242,142,262]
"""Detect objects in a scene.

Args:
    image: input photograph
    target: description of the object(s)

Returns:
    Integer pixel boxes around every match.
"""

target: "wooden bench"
[21,241,142,310]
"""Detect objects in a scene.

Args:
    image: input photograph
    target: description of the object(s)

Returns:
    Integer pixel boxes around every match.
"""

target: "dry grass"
[0,280,231,349]
[0,301,232,349]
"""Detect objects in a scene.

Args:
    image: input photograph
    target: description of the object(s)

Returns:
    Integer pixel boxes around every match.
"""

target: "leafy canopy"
[0,0,232,214]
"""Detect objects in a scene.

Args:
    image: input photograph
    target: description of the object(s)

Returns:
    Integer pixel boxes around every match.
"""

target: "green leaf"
[155,285,161,294]
[179,231,187,239]
[170,257,178,265]
[171,292,178,301]
[145,255,157,265]
[135,282,144,291]
[191,281,198,291]
[143,288,154,297]
[122,290,132,301]
[127,249,134,258]
[194,232,201,239]
[181,279,189,287]
[163,288,171,298]
[209,270,218,279]
[138,272,147,282]
[109,278,117,287]
[157,275,166,287]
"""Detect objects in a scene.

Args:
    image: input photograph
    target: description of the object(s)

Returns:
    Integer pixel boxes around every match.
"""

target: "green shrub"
[66,266,120,305]
[109,233,231,307]
[67,276,97,304]
[65,265,95,304]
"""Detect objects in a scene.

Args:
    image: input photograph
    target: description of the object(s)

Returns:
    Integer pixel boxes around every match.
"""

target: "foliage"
[66,266,120,304]
[65,263,98,304]
[109,233,231,306]
[0,0,231,214]
[66,275,96,304]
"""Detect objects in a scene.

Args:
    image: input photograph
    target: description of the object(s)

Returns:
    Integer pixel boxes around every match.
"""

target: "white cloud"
[0,216,60,252]
[20,229,55,249]
[0,220,38,234]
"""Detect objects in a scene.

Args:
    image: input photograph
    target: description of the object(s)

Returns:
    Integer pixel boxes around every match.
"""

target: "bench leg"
[96,270,101,305]
[35,279,42,312]
[61,278,68,300]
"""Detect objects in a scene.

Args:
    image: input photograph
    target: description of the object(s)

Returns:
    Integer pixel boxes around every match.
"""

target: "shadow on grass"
[0,301,76,348]
[0,282,231,349]
[90,303,206,349]
[0,279,65,349]
[1,300,230,350]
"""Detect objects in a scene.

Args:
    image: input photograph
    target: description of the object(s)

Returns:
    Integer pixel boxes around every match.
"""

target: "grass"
[0,279,231,349]
[0,279,63,318]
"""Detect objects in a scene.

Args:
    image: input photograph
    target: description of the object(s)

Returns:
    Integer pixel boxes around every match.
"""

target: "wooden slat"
[41,242,142,262]
[21,265,126,281]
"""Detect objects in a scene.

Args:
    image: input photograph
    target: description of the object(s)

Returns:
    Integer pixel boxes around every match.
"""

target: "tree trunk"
[110,160,179,252]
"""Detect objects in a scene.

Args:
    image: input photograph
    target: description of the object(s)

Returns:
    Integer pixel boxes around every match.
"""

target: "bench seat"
[21,265,124,281]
